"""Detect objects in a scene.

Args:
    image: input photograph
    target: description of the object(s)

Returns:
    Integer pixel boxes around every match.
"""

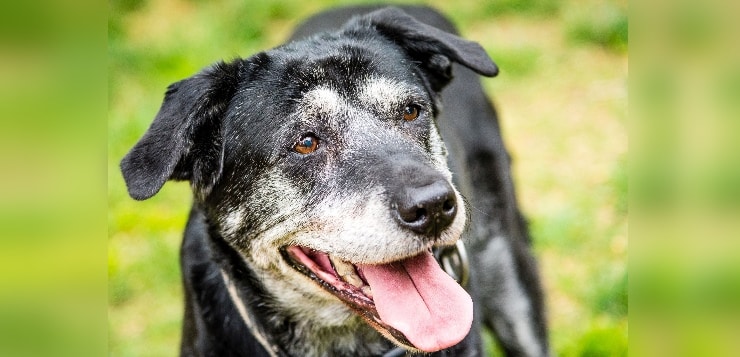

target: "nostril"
[442,198,455,213]
[413,207,427,222]
[398,205,427,224]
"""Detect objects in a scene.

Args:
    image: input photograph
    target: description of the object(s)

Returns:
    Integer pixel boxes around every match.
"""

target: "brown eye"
[294,134,319,154]
[403,104,420,121]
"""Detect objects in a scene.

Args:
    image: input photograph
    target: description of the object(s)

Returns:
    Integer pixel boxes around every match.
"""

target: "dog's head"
[121,7,497,353]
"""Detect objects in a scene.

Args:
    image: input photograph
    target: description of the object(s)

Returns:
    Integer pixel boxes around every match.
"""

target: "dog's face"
[121,8,497,354]
[214,35,457,249]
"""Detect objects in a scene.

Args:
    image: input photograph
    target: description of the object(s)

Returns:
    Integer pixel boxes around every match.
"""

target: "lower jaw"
[280,247,418,351]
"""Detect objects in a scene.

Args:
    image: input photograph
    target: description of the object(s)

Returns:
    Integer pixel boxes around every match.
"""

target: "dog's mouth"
[282,245,473,353]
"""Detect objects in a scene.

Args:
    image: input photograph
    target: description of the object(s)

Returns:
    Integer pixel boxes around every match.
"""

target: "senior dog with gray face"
[121,5,549,357]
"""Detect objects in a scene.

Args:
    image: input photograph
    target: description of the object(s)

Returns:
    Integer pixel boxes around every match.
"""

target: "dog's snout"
[393,180,457,236]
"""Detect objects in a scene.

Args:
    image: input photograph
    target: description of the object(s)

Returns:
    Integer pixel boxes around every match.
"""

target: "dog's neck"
[204,221,395,356]
[219,265,394,356]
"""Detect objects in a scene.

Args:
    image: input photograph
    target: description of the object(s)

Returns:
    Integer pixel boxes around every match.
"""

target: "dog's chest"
[276,317,393,357]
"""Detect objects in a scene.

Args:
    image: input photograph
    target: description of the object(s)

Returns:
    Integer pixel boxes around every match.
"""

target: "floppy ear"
[120,60,241,200]
[360,7,498,91]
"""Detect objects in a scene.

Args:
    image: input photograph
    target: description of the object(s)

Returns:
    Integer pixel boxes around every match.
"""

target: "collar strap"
[220,269,282,357]
[434,239,470,288]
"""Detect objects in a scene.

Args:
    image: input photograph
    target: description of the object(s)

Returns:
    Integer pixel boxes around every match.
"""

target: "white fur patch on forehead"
[359,76,416,112]
[301,86,345,115]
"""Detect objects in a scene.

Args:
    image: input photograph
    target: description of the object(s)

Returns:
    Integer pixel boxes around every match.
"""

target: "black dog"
[121,5,549,357]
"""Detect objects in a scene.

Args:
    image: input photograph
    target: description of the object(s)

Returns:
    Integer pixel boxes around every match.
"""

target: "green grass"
[563,0,627,52]
[109,1,627,356]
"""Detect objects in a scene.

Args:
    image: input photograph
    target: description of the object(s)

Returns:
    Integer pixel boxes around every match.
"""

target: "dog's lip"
[281,245,417,350]
[283,246,374,303]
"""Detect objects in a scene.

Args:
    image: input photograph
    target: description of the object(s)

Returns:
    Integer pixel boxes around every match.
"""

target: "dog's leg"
[466,134,550,357]
[464,149,550,357]
[467,144,550,357]
[473,235,549,357]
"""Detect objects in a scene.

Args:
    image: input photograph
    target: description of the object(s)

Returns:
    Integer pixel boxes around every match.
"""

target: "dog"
[121,5,549,357]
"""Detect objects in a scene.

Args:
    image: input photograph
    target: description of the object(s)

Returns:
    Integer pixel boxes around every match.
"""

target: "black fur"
[120,61,241,200]
[122,6,549,357]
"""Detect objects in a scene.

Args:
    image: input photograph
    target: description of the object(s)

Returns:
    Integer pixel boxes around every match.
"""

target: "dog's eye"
[402,104,421,121]
[294,134,319,154]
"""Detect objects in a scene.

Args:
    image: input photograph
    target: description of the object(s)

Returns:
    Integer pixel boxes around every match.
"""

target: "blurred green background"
[108,0,628,356]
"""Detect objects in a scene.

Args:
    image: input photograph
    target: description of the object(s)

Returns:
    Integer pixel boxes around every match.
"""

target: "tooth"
[361,286,373,298]
[330,256,364,288]
[344,273,364,288]
[330,255,354,277]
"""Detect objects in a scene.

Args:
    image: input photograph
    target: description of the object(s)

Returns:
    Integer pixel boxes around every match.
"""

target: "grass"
[108,1,627,356]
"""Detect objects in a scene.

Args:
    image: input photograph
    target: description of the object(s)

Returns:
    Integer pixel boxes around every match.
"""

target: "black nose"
[393,180,457,236]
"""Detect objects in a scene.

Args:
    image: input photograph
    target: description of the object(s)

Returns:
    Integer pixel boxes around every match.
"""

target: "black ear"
[120,60,241,200]
[359,7,498,91]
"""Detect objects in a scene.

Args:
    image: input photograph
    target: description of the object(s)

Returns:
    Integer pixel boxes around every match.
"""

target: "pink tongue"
[358,252,473,352]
